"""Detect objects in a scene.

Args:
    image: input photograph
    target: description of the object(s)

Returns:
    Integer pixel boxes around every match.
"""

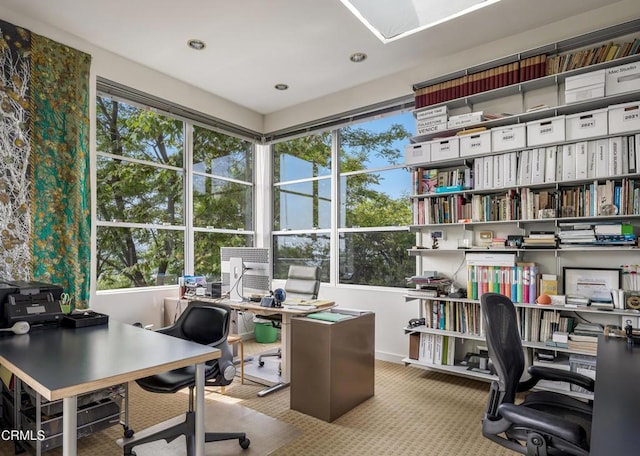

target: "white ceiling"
[0,0,629,115]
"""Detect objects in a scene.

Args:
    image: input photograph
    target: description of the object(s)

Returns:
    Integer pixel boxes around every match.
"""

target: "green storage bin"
[254,322,278,343]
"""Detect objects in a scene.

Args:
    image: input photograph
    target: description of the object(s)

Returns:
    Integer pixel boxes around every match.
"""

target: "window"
[96,95,255,290]
[192,125,255,281]
[272,133,332,279]
[96,97,185,290]
[338,113,415,287]
[272,110,415,288]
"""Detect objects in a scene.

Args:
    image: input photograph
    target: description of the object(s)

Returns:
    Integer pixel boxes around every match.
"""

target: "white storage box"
[405,142,430,165]
[491,125,526,152]
[605,61,640,96]
[416,105,448,120]
[447,113,484,129]
[564,69,605,104]
[429,137,459,162]
[565,108,608,140]
[565,85,605,104]
[459,130,491,158]
[526,116,566,146]
[608,102,640,134]
[416,115,447,129]
[417,123,448,136]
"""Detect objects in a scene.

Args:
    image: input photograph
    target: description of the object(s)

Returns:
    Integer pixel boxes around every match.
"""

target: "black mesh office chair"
[257,265,321,369]
[123,302,250,456]
[481,292,594,456]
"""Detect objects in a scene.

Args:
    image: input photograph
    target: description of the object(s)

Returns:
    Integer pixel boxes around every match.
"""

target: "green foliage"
[97,96,413,289]
[96,98,252,290]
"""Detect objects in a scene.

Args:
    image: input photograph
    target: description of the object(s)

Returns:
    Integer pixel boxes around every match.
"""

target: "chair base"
[122,411,250,456]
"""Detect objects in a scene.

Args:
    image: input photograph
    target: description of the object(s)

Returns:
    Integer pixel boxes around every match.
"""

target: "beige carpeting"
[0,340,514,455]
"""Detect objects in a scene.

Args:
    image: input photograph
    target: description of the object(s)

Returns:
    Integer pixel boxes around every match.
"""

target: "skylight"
[340,0,502,43]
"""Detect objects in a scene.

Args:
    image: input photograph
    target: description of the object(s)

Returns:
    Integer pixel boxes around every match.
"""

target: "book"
[530,148,545,184]
[544,146,557,183]
[540,274,558,295]
[562,144,576,181]
[575,141,588,179]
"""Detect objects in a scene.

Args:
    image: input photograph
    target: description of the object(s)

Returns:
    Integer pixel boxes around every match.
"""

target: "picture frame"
[562,267,622,303]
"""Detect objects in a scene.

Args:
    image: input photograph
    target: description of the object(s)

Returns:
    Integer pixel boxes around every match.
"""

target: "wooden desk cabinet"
[290,310,374,422]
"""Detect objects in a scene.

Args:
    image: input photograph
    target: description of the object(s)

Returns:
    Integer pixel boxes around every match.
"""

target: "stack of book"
[521,231,557,249]
[558,222,637,247]
[557,223,596,248]
[568,323,603,354]
[593,222,637,247]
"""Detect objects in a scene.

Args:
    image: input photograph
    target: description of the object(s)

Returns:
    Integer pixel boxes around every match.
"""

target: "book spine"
[529,265,537,304]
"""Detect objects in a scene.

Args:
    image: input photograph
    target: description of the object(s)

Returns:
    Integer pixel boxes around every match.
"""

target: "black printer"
[0,280,64,328]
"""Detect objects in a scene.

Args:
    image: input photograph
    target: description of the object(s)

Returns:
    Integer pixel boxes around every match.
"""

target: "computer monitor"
[220,247,271,302]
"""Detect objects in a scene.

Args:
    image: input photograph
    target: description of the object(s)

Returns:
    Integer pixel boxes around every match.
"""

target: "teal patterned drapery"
[0,19,91,309]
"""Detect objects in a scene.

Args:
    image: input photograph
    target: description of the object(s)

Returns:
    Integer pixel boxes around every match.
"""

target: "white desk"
[0,321,219,456]
[188,297,334,396]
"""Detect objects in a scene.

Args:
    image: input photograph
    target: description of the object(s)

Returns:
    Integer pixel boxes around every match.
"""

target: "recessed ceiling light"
[274,83,289,91]
[350,52,367,63]
[187,39,206,50]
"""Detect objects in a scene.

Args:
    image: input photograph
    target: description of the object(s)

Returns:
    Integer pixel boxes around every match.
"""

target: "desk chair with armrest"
[481,292,594,456]
[257,265,321,370]
[123,301,250,456]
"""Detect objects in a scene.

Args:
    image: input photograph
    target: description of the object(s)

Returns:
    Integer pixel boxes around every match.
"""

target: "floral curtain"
[0,19,91,308]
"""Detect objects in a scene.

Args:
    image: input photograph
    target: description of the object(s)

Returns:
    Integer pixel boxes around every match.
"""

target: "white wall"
[315,285,416,363]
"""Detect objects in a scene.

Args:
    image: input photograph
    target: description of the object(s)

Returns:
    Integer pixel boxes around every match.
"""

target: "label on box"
[416,116,447,128]
[417,123,448,136]
[606,62,640,96]
[416,105,448,120]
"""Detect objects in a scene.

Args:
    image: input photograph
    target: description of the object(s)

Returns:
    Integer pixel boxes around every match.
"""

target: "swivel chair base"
[257,381,290,397]
[122,410,250,455]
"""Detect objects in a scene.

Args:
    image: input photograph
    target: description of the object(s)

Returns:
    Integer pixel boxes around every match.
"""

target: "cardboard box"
[459,130,491,157]
[416,105,448,120]
[565,108,608,140]
[526,116,566,146]
[429,137,459,162]
[565,84,605,104]
[565,69,606,91]
[447,113,484,129]
[405,142,430,165]
[491,124,526,152]
[608,102,640,134]
[565,69,605,103]
[605,61,640,96]
[417,122,448,136]
[416,115,448,129]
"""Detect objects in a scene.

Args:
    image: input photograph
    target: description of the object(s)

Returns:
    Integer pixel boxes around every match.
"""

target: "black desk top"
[590,335,640,455]
[0,321,219,400]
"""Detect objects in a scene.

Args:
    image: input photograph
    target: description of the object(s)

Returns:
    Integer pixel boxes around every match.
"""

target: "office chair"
[257,265,321,370]
[481,292,594,456]
[123,302,250,456]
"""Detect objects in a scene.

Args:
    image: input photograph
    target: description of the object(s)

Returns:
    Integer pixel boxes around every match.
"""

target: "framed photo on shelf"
[563,267,622,303]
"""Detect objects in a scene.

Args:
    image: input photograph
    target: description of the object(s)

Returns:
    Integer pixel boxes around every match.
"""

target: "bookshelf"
[404,19,640,398]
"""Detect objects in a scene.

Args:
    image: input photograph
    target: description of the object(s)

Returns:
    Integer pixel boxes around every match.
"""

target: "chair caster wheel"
[123,425,134,438]
[258,361,264,367]
[239,437,250,449]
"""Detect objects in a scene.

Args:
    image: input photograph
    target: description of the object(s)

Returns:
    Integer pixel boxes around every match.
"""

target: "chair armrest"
[498,403,587,445]
[154,324,183,339]
[528,365,595,393]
